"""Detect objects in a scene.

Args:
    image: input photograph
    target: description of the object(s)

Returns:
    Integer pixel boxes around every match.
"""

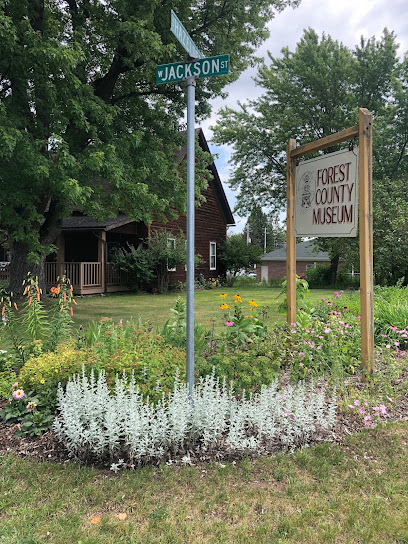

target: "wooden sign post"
[286,107,374,375]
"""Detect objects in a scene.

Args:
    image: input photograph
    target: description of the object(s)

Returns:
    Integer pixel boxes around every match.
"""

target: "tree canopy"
[212,28,408,284]
[219,233,262,277]
[0,0,299,293]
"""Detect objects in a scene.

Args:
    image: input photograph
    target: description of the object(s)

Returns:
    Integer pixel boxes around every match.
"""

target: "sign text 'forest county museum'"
[294,148,359,237]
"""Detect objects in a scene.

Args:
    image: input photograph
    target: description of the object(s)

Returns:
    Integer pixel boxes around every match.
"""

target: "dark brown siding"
[151,179,227,283]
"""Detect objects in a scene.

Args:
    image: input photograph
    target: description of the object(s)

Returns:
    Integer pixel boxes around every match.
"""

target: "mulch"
[1,353,407,467]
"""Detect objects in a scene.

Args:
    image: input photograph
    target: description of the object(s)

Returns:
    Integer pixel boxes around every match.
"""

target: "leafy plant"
[158,298,209,356]
[54,369,337,467]
[110,243,154,292]
[0,387,54,436]
[0,274,76,369]
[217,293,265,346]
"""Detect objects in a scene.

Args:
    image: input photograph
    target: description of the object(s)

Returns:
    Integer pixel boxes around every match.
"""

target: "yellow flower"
[218,303,230,310]
[249,300,258,307]
[234,295,242,303]
[219,293,228,298]
[54,369,58,373]
[40,379,45,384]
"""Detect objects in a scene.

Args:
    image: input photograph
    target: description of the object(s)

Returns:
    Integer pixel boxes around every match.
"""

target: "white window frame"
[167,237,176,271]
[209,242,217,271]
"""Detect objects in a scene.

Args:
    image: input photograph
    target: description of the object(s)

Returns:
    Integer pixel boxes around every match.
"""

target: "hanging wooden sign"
[294,148,359,237]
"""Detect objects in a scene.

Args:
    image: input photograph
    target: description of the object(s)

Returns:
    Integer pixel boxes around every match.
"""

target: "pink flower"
[364,415,374,429]
[333,292,339,298]
[348,404,355,409]
[386,396,393,403]
[12,389,25,400]
[379,404,387,415]
[386,344,391,349]
[340,290,344,295]
[321,298,325,301]
[394,341,400,347]
[299,362,304,367]
[324,328,331,334]
[354,399,361,406]
[225,321,234,327]
[356,315,361,319]
[327,302,333,306]
[358,407,366,415]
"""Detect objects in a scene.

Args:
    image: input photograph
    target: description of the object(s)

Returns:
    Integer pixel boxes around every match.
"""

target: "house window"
[210,242,216,271]
[167,238,176,271]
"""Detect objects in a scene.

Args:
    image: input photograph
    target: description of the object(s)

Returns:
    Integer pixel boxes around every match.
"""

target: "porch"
[44,262,131,295]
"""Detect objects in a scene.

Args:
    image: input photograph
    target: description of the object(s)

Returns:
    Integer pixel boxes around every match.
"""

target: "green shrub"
[305,263,332,288]
[18,341,99,407]
[0,351,16,399]
[19,324,187,405]
[197,326,290,395]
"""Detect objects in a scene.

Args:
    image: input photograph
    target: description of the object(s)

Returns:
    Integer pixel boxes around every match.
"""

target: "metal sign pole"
[186,75,196,399]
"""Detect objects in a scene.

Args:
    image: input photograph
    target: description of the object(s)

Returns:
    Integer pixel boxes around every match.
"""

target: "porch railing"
[44,262,130,293]
[0,263,10,283]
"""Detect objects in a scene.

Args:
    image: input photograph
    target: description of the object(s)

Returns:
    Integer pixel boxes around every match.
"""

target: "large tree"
[0,0,299,294]
[212,28,408,283]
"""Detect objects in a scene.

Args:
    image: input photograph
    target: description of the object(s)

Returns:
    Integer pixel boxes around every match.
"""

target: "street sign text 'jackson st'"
[156,55,229,84]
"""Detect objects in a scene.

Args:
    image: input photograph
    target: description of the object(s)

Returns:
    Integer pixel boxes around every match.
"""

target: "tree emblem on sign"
[299,171,314,212]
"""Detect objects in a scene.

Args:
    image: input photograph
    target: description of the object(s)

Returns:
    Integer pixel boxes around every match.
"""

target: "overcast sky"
[199,0,408,232]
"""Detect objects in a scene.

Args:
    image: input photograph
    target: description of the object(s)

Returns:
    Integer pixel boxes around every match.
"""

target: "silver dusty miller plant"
[53,368,337,468]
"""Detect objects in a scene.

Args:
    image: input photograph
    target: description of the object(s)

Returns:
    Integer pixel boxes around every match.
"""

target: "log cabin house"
[39,128,235,295]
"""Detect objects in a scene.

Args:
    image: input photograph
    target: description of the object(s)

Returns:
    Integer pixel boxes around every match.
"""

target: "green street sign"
[171,10,204,60]
[156,55,229,84]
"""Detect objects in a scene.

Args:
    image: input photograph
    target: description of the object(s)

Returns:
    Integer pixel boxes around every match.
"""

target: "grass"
[1,422,407,543]
[68,287,341,330]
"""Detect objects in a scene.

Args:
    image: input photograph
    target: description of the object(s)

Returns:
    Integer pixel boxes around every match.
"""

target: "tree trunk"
[329,254,340,285]
[9,241,46,297]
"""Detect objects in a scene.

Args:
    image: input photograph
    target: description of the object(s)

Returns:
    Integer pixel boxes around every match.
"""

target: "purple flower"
[321,298,325,302]
[333,292,339,298]
[225,321,234,327]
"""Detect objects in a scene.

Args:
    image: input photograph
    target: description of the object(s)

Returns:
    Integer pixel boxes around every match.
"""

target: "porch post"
[56,233,65,280]
[98,230,106,292]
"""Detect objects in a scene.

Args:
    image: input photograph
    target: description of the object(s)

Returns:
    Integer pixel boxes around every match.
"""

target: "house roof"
[261,241,330,262]
[179,128,235,226]
[61,214,134,231]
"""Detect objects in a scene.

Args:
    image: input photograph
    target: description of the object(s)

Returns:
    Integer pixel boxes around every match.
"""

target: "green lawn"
[68,287,342,330]
[1,422,407,544]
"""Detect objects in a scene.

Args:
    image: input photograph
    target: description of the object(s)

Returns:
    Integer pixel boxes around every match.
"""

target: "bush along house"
[43,128,235,295]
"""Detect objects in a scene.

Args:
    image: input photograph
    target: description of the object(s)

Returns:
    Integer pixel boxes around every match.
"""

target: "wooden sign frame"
[286,108,374,374]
